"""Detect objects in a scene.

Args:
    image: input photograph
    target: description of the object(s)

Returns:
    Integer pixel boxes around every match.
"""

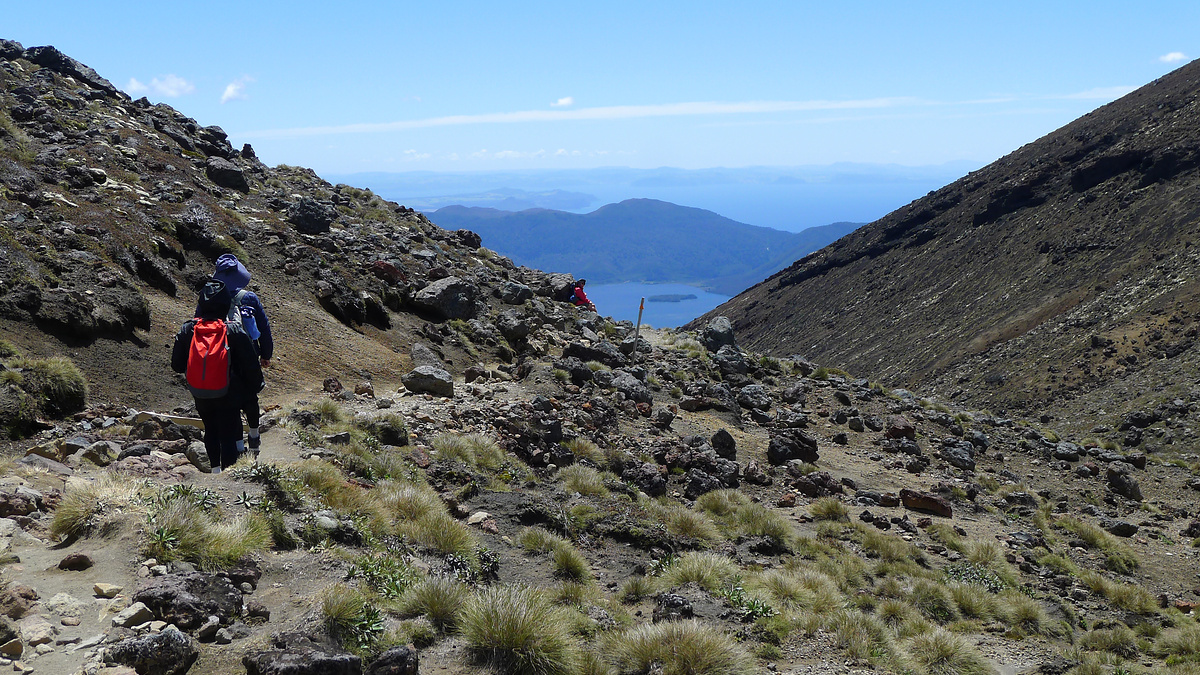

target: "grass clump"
[695,489,750,518]
[312,398,346,425]
[559,464,609,497]
[605,620,755,675]
[657,552,739,593]
[400,576,469,630]
[50,475,145,539]
[431,432,505,469]
[398,512,478,562]
[322,583,386,654]
[810,497,849,522]
[910,578,960,624]
[144,498,271,570]
[459,584,579,675]
[562,437,605,466]
[1158,625,1200,658]
[4,355,88,418]
[645,501,722,542]
[906,628,994,675]
[551,540,592,582]
[1078,626,1139,657]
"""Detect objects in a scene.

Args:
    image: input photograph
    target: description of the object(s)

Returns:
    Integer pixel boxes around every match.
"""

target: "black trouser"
[242,391,260,429]
[195,396,241,469]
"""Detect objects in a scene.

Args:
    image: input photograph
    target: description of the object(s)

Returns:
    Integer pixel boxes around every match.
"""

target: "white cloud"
[1160,51,1187,63]
[551,96,574,107]
[1060,86,1137,100]
[402,149,431,160]
[125,75,194,98]
[150,74,195,97]
[242,97,917,139]
[220,75,255,104]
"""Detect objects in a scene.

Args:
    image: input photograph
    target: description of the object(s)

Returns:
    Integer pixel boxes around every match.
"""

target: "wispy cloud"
[242,97,917,139]
[1059,85,1137,100]
[551,96,574,107]
[125,75,195,98]
[220,75,255,104]
[1160,51,1187,63]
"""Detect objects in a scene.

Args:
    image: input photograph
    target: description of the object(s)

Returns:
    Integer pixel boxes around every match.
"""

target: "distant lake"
[586,282,731,328]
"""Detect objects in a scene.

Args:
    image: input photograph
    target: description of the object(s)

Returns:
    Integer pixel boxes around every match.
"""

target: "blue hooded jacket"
[197,254,274,361]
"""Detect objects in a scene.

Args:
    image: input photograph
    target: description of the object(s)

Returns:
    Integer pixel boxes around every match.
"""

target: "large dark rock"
[684,468,724,500]
[22,45,120,96]
[885,415,916,439]
[105,626,199,675]
[244,648,362,675]
[766,430,819,465]
[497,281,533,305]
[204,157,248,192]
[939,440,976,471]
[711,429,736,460]
[900,489,952,518]
[653,593,693,623]
[622,462,666,497]
[413,276,481,320]
[1106,462,1143,501]
[496,310,531,342]
[365,645,419,675]
[0,40,23,60]
[402,366,454,397]
[711,345,750,377]
[287,197,339,234]
[736,385,772,410]
[563,341,627,368]
[133,572,243,631]
[610,370,652,404]
[702,316,736,352]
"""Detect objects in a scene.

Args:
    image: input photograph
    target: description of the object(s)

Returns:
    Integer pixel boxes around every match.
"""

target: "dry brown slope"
[693,59,1200,417]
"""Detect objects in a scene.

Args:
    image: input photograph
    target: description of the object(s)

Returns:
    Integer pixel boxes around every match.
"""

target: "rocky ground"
[4,39,1200,675]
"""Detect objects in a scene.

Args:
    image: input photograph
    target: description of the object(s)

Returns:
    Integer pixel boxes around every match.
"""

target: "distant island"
[647,294,698,303]
[428,199,861,296]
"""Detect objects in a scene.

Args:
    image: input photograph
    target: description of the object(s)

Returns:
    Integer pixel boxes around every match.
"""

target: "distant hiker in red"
[173,279,264,473]
[570,278,597,312]
[206,254,273,457]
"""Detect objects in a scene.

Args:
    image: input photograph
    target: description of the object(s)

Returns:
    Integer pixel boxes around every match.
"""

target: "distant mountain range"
[429,199,860,296]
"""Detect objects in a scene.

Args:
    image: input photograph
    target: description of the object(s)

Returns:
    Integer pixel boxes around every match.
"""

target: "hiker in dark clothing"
[203,254,273,456]
[570,278,597,312]
[173,279,264,473]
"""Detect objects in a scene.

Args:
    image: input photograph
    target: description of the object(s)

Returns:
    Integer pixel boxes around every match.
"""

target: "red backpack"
[186,318,231,398]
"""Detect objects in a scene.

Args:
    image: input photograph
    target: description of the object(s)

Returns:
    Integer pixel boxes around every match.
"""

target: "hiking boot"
[248,435,261,450]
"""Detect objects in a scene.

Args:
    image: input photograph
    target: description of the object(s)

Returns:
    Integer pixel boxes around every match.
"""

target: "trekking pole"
[634,297,645,342]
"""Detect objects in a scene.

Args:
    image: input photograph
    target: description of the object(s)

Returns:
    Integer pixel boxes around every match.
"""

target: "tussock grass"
[733,501,794,548]
[1078,626,1139,657]
[519,526,565,554]
[827,610,896,663]
[553,581,602,607]
[906,628,994,675]
[948,583,997,621]
[1057,515,1139,573]
[810,497,850,522]
[1158,625,1200,658]
[312,398,345,425]
[877,598,920,628]
[459,584,579,675]
[657,552,739,593]
[398,512,478,562]
[431,432,505,469]
[50,475,145,539]
[552,540,591,582]
[646,501,722,542]
[620,576,655,603]
[996,591,1048,635]
[400,576,469,629]
[910,579,960,624]
[862,529,923,563]
[696,489,751,518]
[322,583,384,653]
[605,620,755,675]
[563,437,606,466]
[5,355,88,418]
[377,481,443,522]
[146,499,271,569]
[751,568,843,614]
[559,464,609,496]
[1077,571,1157,613]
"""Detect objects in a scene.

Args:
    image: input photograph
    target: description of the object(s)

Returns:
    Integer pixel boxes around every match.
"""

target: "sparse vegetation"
[810,497,850,522]
[605,620,755,675]
[459,585,578,675]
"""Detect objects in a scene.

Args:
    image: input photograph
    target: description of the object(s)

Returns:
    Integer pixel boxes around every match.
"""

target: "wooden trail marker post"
[634,297,645,342]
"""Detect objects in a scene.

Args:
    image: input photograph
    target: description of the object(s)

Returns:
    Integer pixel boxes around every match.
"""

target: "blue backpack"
[228,288,260,341]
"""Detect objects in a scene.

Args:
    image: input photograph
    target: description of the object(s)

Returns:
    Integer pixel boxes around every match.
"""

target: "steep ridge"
[0,39,586,421]
[694,59,1200,429]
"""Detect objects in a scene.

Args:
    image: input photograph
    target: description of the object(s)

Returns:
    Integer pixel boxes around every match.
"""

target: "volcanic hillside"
[696,59,1200,435]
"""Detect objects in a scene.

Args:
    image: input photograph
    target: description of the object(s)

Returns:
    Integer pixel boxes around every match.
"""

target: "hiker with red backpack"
[173,279,264,473]
[570,278,597,313]
[204,254,273,457]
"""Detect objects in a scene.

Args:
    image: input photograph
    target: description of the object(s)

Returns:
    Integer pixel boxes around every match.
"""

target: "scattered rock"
[899,489,953,518]
[105,626,199,675]
[58,552,94,571]
[365,645,419,675]
[401,366,454,397]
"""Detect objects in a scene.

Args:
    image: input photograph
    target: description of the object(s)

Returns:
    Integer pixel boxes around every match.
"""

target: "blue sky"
[7,2,1196,174]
